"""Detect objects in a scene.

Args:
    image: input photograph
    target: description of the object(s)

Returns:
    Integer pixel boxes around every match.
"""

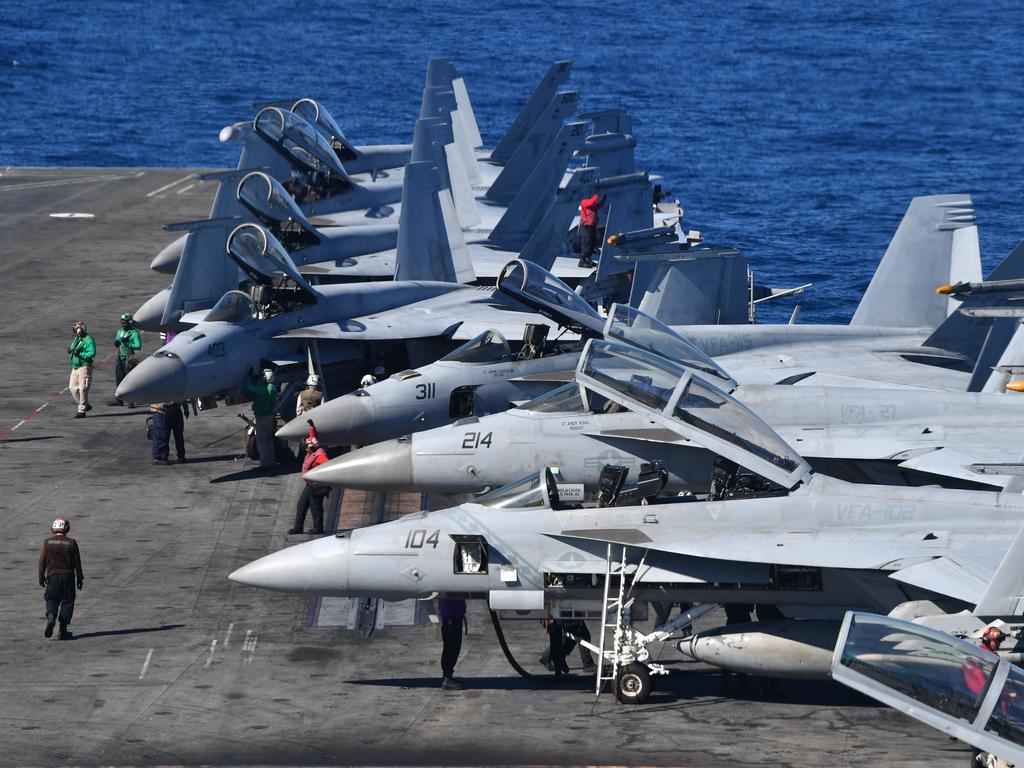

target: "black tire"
[615,663,652,705]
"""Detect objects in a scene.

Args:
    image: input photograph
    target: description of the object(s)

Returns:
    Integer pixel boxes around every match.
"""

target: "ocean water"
[3,1,1023,323]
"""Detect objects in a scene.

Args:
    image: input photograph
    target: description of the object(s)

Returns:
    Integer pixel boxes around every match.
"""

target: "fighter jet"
[303,301,1024,495]
[231,337,1024,702]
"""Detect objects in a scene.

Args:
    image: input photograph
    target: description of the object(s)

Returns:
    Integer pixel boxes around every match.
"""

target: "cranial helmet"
[51,517,70,533]
[306,374,320,388]
[360,374,375,388]
[306,437,320,450]
[263,369,275,383]
[120,313,133,323]
[983,626,1007,644]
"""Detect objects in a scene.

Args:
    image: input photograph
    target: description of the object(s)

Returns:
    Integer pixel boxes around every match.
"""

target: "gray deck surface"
[0,168,968,767]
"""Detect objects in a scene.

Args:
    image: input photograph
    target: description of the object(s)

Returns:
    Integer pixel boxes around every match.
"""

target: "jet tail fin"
[485,91,580,205]
[162,221,242,326]
[632,248,752,325]
[394,161,475,284]
[976,319,1024,393]
[490,61,572,166]
[594,172,655,281]
[974,523,1024,616]
[925,240,1024,363]
[518,167,599,269]
[850,195,980,330]
[488,121,587,251]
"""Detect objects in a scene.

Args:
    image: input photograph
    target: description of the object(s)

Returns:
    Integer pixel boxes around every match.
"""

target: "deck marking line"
[223,622,234,648]
[139,649,154,679]
[146,174,194,198]
[204,639,218,667]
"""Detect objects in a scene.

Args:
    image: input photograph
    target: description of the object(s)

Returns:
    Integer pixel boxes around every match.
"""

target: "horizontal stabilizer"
[889,557,988,606]
[851,195,979,330]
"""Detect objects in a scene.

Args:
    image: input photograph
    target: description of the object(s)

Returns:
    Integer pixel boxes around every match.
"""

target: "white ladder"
[595,542,631,697]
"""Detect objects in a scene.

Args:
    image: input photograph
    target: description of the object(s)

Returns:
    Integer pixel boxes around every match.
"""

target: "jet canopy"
[474,467,565,509]
[291,98,358,162]
[497,259,605,335]
[519,382,586,413]
[236,171,319,239]
[253,106,348,178]
[439,330,513,364]
[205,290,254,323]
[226,223,317,297]
[604,303,736,391]
[577,339,810,489]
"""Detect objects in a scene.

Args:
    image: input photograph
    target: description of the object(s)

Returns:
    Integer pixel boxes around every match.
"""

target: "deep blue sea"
[3,1,1023,323]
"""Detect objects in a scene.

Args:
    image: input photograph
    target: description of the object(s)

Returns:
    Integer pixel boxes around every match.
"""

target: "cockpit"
[497,260,605,335]
[235,171,320,250]
[439,330,514,364]
[475,467,566,509]
[291,98,358,162]
[252,106,352,199]
[577,339,810,490]
[604,304,736,391]
[225,224,318,318]
[205,290,254,323]
[519,382,586,414]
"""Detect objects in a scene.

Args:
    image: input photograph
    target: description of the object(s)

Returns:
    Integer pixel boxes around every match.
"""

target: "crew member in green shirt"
[68,320,96,418]
[111,313,142,406]
[245,369,278,467]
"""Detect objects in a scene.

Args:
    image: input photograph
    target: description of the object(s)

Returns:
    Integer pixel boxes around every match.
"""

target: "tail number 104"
[405,529,440,549]
[462,431,493,449]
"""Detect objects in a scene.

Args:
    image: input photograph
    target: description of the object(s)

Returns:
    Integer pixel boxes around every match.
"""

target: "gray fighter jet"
[302,301,1024,495]
[231,337,1024,702]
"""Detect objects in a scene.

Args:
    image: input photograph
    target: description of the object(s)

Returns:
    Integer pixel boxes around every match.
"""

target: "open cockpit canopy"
[290,98,358,161]
[226,223,316,296]
[204,290,254,323]
[253,106,348,178]
[497,259,604,335]
[236,171,318,235]
[604,303,735,391]
[577,339,810,488]
[440,330,513,364]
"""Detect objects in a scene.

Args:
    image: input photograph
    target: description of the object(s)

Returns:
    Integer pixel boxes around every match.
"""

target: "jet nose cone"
[116,354,187,403]
[230,535,350,594]
[279,394,379,445]
[304,439,413,491]
[151,234,187,274]
[133,288,171,332]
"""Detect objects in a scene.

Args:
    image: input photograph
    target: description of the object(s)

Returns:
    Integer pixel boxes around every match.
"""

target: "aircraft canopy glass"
[226,224,316,294]
[605,304,735,390]
[475,468,565,509]
[580,340,807,484]
[440,330,513,364]
[253,107,347,178]
[839,613,999,724]
[291,99,347,144]
[236,172,316,230]
[205,290,254,323]
[520,382,586,413]
[496,260,603,333]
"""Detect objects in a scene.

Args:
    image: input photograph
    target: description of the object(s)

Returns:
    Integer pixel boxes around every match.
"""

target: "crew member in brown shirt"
[38,517,84,640]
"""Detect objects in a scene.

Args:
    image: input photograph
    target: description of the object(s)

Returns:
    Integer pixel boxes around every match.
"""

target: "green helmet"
[120,313,133,323]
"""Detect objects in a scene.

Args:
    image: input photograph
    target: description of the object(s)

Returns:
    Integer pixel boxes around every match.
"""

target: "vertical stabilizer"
[394,161,475,284]
[633,249,751,326]
[490,61,572,165]
[519,167,599,269]
[451,76,483,150]
[980,320,1024,393]
[485,91,580,205]
[162,221,242,326]
[582,131,637,178]
[415,118,482,228]
[926,240,1024,360]
[488,122,588,250]
[594,173,654,281]
[850,195,979,329]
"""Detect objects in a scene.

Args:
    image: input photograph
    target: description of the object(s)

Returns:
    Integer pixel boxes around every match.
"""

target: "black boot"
[58,623,73,640]
[44,614,56,638]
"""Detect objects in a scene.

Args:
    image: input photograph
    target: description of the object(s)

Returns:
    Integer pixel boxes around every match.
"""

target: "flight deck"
[0,168,968,766]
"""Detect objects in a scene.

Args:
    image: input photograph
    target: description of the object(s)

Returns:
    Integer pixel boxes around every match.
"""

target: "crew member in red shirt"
[578,193,604,269]
[288,421,331,535]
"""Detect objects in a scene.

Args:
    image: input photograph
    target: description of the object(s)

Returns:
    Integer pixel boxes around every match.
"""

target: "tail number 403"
[462,431,493,449]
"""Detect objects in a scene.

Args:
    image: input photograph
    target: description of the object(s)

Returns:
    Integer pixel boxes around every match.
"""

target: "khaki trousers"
[69,366,92,413]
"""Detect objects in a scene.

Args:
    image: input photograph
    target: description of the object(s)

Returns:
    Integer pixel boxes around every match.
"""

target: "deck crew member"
[439,598,467,690]
[111,313,142,406]
[38,517,84,640]
[246,369,278,468]
[578,193,604,269]
[295,375,323,417]
[289,426,330,535]
[68,320,96,418]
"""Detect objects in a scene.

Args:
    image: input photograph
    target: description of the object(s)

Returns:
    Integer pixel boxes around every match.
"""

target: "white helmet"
[360,374,375,388]
[262,368,275,383]
[51,517,69,533]
[306,374,320,388]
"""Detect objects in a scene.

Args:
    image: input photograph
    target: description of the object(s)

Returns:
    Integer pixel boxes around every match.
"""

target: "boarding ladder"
[594,543,646,698]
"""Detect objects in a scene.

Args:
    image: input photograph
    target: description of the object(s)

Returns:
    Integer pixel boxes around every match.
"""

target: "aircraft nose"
[133,288,170,332]
[150,234,187,274]
[230,535,350,594]
[278,394,379,446]
[116,354,187,403]
[304,439,413,491]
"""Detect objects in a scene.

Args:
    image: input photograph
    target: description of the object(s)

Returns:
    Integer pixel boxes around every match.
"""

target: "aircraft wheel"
[615,663,652,705]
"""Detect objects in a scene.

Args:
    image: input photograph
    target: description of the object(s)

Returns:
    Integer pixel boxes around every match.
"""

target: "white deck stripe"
[146,174,194,197]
